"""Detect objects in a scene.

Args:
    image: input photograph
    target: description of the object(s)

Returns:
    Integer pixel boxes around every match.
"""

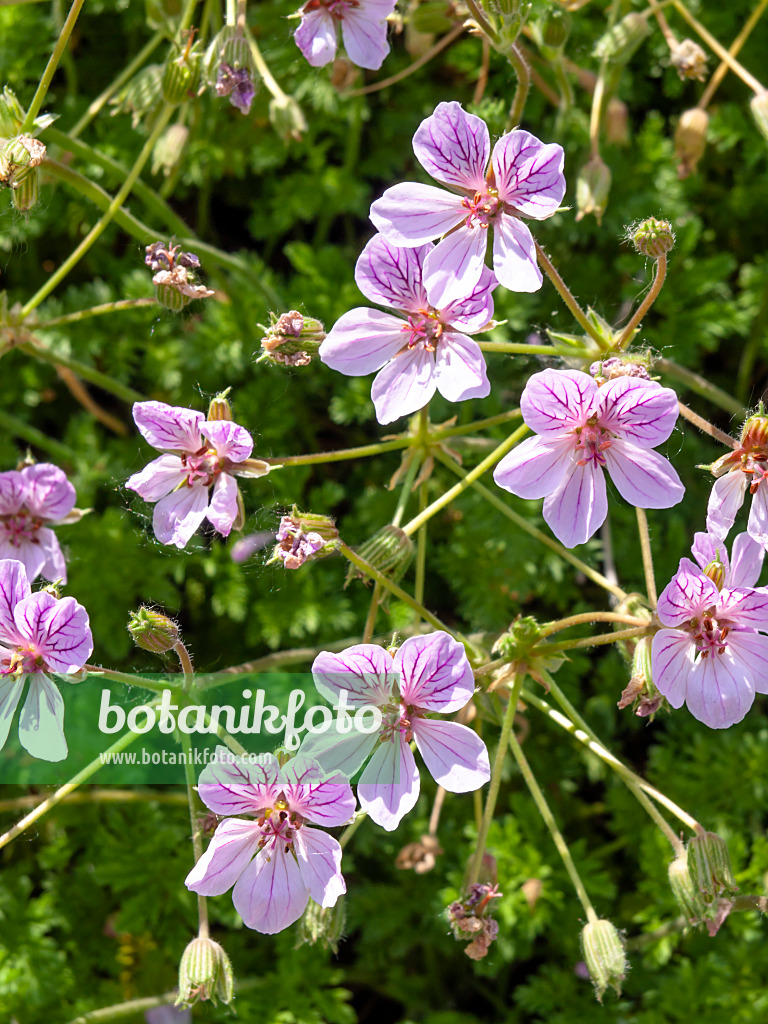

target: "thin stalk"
[246,30,289,102]
[0,789,187,812]
[658,358,744,417]
[552,57,574,131]
[20,0,85,132]
[18,342,145,404]
[392,448,423,527]
[477,340,590,356]
[22,106,175,317]
[434,452,628,600]
[464,0,498,42]
[362,583,382,644]
[431,409,522,439]
[534,239,606,348]
[85,666,178,694]
[646,0,677,47]
[0,407,77,462]
[64,980,260,1024]
[673,0,764,94]
[339,812,367,850]
[506,44,531,129]
[346,22,466,96]
[415,481,428,612]
[174,639,195,685]
[203,709,249,756]
[698,0,768,109]
[507,722,598,921]
[179,727,209,938]
[401,425,530,537]
[677,400,739,449]
[538,611,650,639]
[616,254,667,349]
[530,625,649,655]
[468,673,524,886]
[266,437,410,466]
[34,298,158,329]
[635,507,657,608]
[179,0,200,33]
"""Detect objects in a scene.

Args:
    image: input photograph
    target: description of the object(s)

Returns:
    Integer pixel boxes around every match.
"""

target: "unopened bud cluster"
[272,507,338,570]
[259,311,326,366]
[630,217,675,259]
[128,606,180,654]
[176,936,234,1008]
[145,240,214,310]
[446,883,502,961]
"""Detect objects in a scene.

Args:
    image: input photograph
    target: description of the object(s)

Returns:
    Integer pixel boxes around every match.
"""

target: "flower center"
[0,509,43,548]
[379,701,423,744]
[182,447,220,487]
[461,190,501,229]
[572,422,613,467]
[689,612,730,658]
[740,454,768,495]
[303,0,359,18]
[2,644,44,677]
[257,796,302,855]
[401,310,444,352]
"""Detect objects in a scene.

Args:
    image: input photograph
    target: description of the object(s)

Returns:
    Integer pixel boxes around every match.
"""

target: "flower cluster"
[294,0,397,70]
[0,463,77,583]
[144,241,214,308]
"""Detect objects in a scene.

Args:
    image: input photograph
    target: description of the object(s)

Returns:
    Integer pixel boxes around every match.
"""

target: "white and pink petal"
[320,308,407,376]
[370,344,437,424]
[597,377,680,448]
[493,435,574,500]
[201,421,253,463]
[126,454,187,502]
[354,235,430,312]
[410,717,490,792]
[433,333,490,403]
[232,844,309,933]
[152,484,210,548]
[18,675,67,761]
[186,818,262,896]
[422,224,489,310]
[294,827,346,907]
[357,736,420,831]
[651,629,694,709]
[132,401,204,453]
[21,464,76,521]
[395,632,475,711]
[412,101,490,192]
[542,461,607,548]
[369,182,466,246]
[491,131,565,218]
[294,8,337,66]
[491,215,542,293]
[602,439,685,509]
[520,369,598,437]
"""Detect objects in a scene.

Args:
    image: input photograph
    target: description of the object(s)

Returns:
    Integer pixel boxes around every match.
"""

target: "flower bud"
[605,97,629,145]
[162,32,202,105]
[175,936,234,1008]
[630,217,675,259]
[540,9,571,56]
[675,108,708,178]
[492,615,542,662]
[670,39,708,81]
[345,524,414,588]
[593,12,649,64]
[580,919,627,1002]
[259,310,326,367]
[269,94,308,142]
[740,409,768,451]
[687,831,739,904]
[575,155,611,225]
[207,390,233,421]
[11,167,39,213]
[296,898,346,954]
[668,849,707,926]
[702,556,726,591]
[128,606,180,654]
[112,64,164,128]
[0,135,46,189]
[751,91,768,146]
[590,356,652,383]
[0,86,24,136]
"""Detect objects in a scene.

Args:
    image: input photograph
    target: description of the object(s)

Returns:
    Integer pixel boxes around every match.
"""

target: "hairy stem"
[635,507,657,608]
[534,239,607,348]
[658,358,744,417]
[506,44,531,129]
[539,611,650,639]
[616,253,667,350]
[677,400,739,449]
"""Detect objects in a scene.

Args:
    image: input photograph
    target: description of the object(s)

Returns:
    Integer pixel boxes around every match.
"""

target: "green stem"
[179,726,209,938]
[468,673,524,886]
[477,341,590,356]
[431,409,522,438]
[657,358,744,417]
[415,481,428,612]
[391,449,423,527]
[635,507,657,608]
[538,611,649,639]
[530,625,649,655]
[362,582,382,644]
[339,812,367,850]
[86,667,178,694]
[698,0,768,109]
[507,719,598,921]
[0,407,77,462]
[0,788,187,811]
[534,239,606,348]
[506,44,531,129]
[19,342,144,404]
[34,297,158,329]
[20,0,85,132]
[616,254,667,350]
[23,106,175,318]
[179,0,200,33]
[202,710,249,756]
[267,436,411,467]
[246,29,288,102]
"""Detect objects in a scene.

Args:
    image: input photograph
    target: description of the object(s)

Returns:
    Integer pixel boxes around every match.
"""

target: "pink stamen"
[461,190,501,229]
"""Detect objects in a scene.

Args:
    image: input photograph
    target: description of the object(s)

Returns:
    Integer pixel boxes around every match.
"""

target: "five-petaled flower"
[320,233,495,423]
[0,463,77,583]
[493,368,685,548]
[294,0,397,70]
[0,558,93,761]
[706,411,768,549]
[651,536,768,728]
[369,102,565,307]
[302,631,490,831]
[185,750,355,934]
[126,401,269,549]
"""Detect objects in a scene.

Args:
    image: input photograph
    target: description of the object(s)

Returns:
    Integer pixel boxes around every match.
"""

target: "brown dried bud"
[396,834,443,873]
[670,39,708,81]
[675,108,708,178]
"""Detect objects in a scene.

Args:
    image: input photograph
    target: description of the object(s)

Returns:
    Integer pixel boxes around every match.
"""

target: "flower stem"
[673,0,765,95]
[20,0,85,132]
[267,437,411,466]
[346,22,466,97]
[533,239,607,349]
[468,672,524,886]
[0,407,77,462]
[246,29,289,102]
[635,507,657,609]
[530,624,649,655]
[415,480,428,612]
[477,340,591,356]
[17,342,145,404]
[339,812,368,850]
[178,726,209,938]
[616,253,667,350]
[506,719,598,922]
[431,409,522,439]
[174,639,195,686]
[506,44,531,129]
[698,0,768,109]
[539,611,650,639]
[34,298,158,330]
[677,400,739,449]
[85,666,177,693]
[362,583,382,644]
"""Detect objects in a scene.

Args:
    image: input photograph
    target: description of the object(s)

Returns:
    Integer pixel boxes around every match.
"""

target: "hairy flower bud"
[345,525,414,588]
[670,39,708,81]
[0,86,24,136]
[128,606,180,654]
[296,898,346,954]
[687,831,739,904]
[580,919,627,1002]
[675,108,708,178]
[668,849,707,926]
[259,310,326,366]
[575,155,611,225]
[593,12,649,64]
[269,94,308,142]
[175,936,234,1008]
[740,409,768,450]
[630,217,675,259]
[539,9,571,57]
[162,31,202,105]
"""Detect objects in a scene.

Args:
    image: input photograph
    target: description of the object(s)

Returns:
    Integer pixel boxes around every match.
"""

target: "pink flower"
[303,632,490,831]
[652,543,768,729]
[320,234,495,423]
[294,0,396,70]
[706,412,768,549]
[369,101,565,307]
[0,463,76,583]
[493,369,684,548]
[185,750,355,934]
[126,402,269,549]
[0,558,93,761]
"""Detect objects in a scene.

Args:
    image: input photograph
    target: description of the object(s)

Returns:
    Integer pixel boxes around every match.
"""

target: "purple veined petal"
[132,401,204,453]
[656,565,719,627]
[21,464,76,521]
[684,651,754,729]
[602,439,685,509]
[298,728,379,782]
[706,472,747,542]
[294,7,337,67]
[153,483,210,548]
[355,235,430,312]
[281,756,357,827]
[596,377,680,449]
[357,736,420,831]
[0,676,25,752]
[542,461,608,548]
[728,631,768,694]
[747,484,768,547]
[201,421,254,463]
[491,214,542,292]
[18,675,67,761]
[412,101,490,192]
[340,1,393,70]
[0,536,47,585]
[232,842,309,933]
[729,532,764,588]
[411,717,490,792]
[206,474,239,537]
[37,528,68,585]
[395,632,475,711]
[294,827,346,908]
[197,749,280,816]
[691,531,730,579]
[0,472,26,516]
[439,265,497,334]
[433,333,490,403]
[370,343,437,424]
[369,182,466,246]
[651,629,694,709]
[718,586,768,630]
[320,308,408,376]
[493,435,574,500]
[312,644,396,707]
[491,130,566,218]
[126,454,187,502]
[422,225,488,310]
[13,592,93,674]
[520,368,598,437]
[186,818,261,896]
[0,559,30,644]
